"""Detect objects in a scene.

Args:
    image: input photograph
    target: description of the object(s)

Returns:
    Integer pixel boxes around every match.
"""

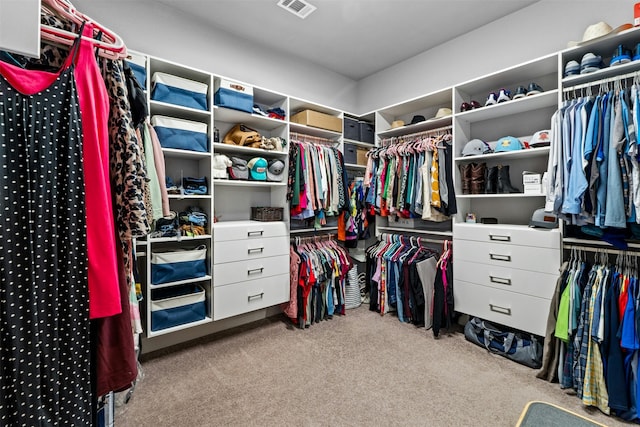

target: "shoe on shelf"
[634,43,640,62]
[512,86,528,99]
[497,88,511,103]
[460,102,472,112]
[526,82,544,96]
[252,104,268,116]
[611,44,631,66]
[580,53,604,74]
[470,100,482,109]
[485,92,498,106]
[563,60,580,77]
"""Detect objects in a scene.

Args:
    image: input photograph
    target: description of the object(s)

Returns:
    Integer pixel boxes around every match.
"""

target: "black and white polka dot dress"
[0,58,91,424]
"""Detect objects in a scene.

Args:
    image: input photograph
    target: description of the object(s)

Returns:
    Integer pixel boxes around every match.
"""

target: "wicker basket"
[251,207,283,222]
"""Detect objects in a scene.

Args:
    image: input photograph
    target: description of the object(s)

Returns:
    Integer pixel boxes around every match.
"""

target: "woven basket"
[251,207,283,222]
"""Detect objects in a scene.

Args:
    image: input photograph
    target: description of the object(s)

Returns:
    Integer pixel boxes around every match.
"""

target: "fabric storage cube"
[151,115,208,152]
[151,72,208,111]
[126,52,147,88]
[343,117,360,141]
[151,245,207,285]
[359,121,375,144]
[214,79,253,113]
[343,144,357,164]
[151,284,206,331]
[357,147,369,165]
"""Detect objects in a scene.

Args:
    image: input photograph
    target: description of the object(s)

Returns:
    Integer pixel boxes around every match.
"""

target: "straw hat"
[390,120,405,129]
[568,22,632,47]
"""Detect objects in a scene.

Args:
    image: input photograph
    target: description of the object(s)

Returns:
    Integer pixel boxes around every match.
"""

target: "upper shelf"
[454,90,558,124]
[214,106,287,130]
[149,100,212,122]
[454,146,550,162]
[289,122,342,140]
[377,116,452,138]
[561,59,640,88]
[213,142,288,158]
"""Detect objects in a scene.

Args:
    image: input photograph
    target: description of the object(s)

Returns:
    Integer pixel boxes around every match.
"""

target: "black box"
[344,117,360,141]
[343,143,358,164]
[359,121,374,144]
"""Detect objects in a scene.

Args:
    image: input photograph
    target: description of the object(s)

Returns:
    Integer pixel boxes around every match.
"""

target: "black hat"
[410,115,426,125]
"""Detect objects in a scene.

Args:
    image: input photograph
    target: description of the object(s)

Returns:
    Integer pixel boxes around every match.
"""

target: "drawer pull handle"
[247,267,264,275]
[247,247,264,254]
[248,292,264,301]
[489,234,511,242]
[489,253,511,262]
[489,304,512,316]
[489,276,511,286]
[247,230,264,237]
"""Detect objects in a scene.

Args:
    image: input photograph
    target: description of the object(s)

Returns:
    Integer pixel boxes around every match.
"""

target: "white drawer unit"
[454,280,551,337]
[453,223,560,336]
[213,236,289,264]
[212,220,290,320]
[214,254,289,287]
[213,220,287,242]
[213,274,289,321]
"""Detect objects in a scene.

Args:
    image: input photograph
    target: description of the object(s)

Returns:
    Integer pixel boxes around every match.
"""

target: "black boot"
[497,165,520,193]
[485,166,498,194]
[459,164,472,195]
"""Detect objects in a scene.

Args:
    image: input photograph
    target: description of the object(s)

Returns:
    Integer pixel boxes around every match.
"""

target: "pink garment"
[74,24,121,318]
[283,247,300,320]
[147,122,170,217]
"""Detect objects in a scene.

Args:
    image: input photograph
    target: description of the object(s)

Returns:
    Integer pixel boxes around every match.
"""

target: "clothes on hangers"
[338,178,373,247]
[364,234,454,335]
[545,78,640,246]
[539,249,640,420]
[288,138,349,227]
[286,237,353,327]
[364,132,457,220]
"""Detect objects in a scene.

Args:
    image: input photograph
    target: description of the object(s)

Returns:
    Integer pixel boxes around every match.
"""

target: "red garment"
[74,24,121,318]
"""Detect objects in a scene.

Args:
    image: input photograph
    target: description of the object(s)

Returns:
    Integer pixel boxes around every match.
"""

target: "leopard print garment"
[100,58,150,240]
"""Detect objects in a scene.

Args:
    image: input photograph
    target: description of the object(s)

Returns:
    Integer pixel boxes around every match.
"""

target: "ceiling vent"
[277,0,317,19]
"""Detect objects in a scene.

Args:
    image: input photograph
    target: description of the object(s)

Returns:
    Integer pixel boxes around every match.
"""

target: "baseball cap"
[530,130,551,148]
[247,157,268,180]
[494,136,524,152]
[266,159,285,182]
[462,139,492,157]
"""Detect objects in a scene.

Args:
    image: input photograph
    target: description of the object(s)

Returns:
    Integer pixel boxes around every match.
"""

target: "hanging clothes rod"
[380,125,452,146]
[290,233,337,244]
[562,69,640,93]
[563,243,638,255]
[380,232,451,246]
[290,132,337,145]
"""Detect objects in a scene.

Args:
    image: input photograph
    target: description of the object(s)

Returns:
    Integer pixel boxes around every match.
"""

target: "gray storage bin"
[343,117,360,141]
[359,121,375,144]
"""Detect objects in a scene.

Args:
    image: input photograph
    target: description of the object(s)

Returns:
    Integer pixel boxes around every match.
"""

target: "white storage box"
[151,284,206,331]
[151,72,209,111]
[151,115,208,153]
[524,184,543,195]
[214,78,254,113]
[522,171,541,185]
[151,245,207,285]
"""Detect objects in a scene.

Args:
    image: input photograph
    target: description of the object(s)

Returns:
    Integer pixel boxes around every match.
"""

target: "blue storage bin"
[151,245,207,285]
[151,72,208,111]
[151,115,208,153]
[214,79,253,113]
[151,284,206,331]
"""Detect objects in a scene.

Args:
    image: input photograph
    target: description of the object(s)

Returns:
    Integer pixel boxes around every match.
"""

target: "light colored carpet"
[115,305,629,427]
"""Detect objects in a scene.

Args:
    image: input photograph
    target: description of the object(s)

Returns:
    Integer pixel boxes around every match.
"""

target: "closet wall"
[356,1,635,113]
[71,0,358,113]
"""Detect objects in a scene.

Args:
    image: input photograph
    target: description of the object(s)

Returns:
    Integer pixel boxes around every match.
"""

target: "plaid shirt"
[574,270,593,396]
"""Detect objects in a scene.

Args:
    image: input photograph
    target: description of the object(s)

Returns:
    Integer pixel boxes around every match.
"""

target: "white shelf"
[344,163,366,170]
[343,139,375,149]
[213,179,286,187]
[290,227,338,234]
[168,194,212,199]
[149,275,213,289]
[377,116,452,138]
[145,234,212,243]
[563,238,640,250]
[457,193,545,199]
[289,122,342,140]
[149,100,212,121]
[454,146,550,162]
[162,148,212,159]
[561,59,640,89]
[377,226,452,237]
[214,106,287,130]
[454,90,558,123]
[146,317,213,338]
[212,142,288,157]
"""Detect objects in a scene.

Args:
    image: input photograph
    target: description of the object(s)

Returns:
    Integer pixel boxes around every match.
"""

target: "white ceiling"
[156,0,540,80]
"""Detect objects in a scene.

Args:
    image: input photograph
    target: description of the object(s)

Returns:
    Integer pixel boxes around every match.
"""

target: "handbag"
[464,317,543,369]
[223,124,262,148]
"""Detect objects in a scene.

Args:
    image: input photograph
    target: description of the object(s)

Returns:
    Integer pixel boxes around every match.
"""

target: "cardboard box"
[356,147,369,165]
[291,110,342,133]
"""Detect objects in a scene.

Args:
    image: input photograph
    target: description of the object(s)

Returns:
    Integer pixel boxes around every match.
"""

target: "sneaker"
[580,53,604,74]
[563,60,580,77]
[252,104,268,116]
[526,82,544,96]
[512,86,528,99]
[485,92,498,106]
[460,102,472,112]
[497,88,511,103]
[470,100,482,109]
[611,44,631,66]
[634,43,640,61]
